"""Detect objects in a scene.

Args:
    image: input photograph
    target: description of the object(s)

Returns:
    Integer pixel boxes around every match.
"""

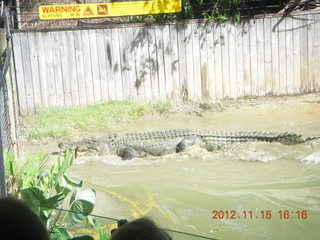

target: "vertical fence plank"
[74,30,87,105]
[314,13,320,92]
[163,24,173,99]
[228,22,237,99]
[220,21,230,98]
[35,32,48,107]
[278,16,287,95]
[66,31,80,106]
[278,16,286,95]
[27,32,41,110]
[59,31,72,107]
[127,27,138,99]
[242,21,251,97]
[300,15,309,93]
[206,24,215,99]
[170,24,180,100]
[256,19,265,96]
[264,18,273,95]
[308,14,316,92]
[199,22,209,99]
[140,27,152,100]
[147,26,159,100]
[105,29,116,100]
[12,34,27,115]
[292,15,301,94]
[155,25,166,100]
[20,33,35,114]
[192,22,201,99]
[185,23,195,100]
[89,30,102,103]
[111,28,123,100]
[132,27,144,99]
[285,17,294,94]
[213,23,223,99]
[51,32,65,108]
[249,19,258,96]
[82,30,94,104]
[271,17,280,95]
[235,22,244,98]
[96,29,109,102]
[177,23,187,100]
[43,32,57,107]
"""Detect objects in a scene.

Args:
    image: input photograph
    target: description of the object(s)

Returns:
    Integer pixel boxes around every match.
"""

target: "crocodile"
[58,129,319,160]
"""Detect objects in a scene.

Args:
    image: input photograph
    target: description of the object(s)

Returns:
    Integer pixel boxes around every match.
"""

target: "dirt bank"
[18,93,320,156]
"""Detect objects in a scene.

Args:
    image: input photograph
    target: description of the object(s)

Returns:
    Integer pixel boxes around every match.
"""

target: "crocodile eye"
[88,139,96,144]
[58,142,65,148]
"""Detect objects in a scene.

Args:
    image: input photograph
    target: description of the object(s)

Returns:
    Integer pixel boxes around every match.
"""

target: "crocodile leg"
[116,146,135,160]
[176,136,205,152]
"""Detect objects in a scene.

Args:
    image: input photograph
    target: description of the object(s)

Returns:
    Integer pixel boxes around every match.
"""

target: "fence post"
[0,127,6,197]
[0,1,7,198]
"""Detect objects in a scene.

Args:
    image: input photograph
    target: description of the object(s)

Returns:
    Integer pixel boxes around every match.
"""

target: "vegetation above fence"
[7,0,320,30]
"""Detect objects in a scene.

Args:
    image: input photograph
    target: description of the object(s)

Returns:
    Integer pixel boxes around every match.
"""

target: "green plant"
[5,151,98,240]
[199,100,214,110]
[4,152,18,195]
[97,224,109,240]
[200,0,241,23]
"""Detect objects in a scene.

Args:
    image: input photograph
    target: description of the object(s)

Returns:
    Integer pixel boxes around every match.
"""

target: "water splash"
[301,152,320,164]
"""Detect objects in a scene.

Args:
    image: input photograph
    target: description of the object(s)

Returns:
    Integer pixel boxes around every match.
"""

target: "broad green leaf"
[21,187,65,211]
[55,175,73,196]
[50,227,73,240]
[64,174,82,187]
[55,174,82,196]
[71,235,94,240]
[69,189,96,224]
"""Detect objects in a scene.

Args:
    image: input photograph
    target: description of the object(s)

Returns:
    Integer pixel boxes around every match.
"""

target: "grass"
[23,100,172,140]
[198,99,214,110]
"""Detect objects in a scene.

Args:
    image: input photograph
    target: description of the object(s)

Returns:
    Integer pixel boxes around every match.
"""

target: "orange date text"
[212,210,308,220]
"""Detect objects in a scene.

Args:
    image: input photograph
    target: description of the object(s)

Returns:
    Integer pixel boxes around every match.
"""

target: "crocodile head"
[58,138,102,155]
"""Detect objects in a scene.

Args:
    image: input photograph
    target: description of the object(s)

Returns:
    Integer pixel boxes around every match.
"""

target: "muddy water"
[68,95,320,240]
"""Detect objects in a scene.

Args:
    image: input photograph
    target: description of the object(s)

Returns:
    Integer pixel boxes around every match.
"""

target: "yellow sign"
[39,0,182,20]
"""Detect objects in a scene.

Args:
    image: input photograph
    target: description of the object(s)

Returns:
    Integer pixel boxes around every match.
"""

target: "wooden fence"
[12,12,320,116]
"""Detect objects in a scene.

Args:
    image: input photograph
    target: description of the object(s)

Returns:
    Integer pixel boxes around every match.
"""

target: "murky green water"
[69,140,320,240]
[67,96,320,240]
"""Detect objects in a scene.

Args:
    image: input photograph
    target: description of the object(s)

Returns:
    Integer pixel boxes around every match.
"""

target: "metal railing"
[8,0,320,31]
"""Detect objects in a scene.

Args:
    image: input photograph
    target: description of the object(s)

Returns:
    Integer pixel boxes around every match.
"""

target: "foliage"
[190,0,241,22]
[97,224,109,240]
[124,0,243,23]
[199,99,214,110]
[4,151,108,240]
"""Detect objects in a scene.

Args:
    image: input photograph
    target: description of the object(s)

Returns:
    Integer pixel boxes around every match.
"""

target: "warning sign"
[97,5,108,15]
[39,0,182,20]
[83,6,94,16]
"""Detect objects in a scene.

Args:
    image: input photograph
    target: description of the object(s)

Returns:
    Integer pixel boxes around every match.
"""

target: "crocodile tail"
[305,136,320,142]
[250,132,305,145]
[268,134,320,145]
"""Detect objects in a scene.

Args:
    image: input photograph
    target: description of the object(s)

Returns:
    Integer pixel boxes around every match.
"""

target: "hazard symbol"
[97,4,108,15]
[83,6,94,16]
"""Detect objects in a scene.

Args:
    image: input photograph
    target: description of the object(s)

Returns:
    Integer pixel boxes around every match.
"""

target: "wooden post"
[0,1,7,197]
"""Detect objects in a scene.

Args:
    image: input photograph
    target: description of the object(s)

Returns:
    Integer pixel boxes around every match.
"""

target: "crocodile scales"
[58,129,319,160]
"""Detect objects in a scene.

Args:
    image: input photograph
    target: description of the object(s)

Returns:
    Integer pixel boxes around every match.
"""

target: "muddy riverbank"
[19,93,320,155]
